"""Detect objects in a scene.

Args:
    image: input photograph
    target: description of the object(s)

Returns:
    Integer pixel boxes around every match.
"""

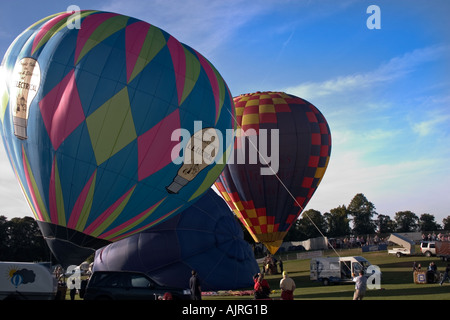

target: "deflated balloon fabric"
[93,189,259,291]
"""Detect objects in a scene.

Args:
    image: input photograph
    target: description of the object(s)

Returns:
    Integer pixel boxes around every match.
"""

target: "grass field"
[203,247,450,300]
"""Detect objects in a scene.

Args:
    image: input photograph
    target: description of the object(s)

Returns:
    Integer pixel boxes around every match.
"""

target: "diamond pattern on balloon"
[86,87,137,166]
[38,69,86,150]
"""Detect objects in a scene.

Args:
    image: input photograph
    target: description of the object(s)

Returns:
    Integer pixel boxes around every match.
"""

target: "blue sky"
[0,0,449,225]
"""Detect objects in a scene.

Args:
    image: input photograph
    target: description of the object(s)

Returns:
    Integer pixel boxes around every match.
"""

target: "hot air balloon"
[0,10,234,267]
[92,188,259,291]
[214,92,331,254]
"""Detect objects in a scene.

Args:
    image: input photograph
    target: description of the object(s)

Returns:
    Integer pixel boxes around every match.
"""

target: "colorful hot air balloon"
[0,10,233,267]
[93,189,259,291]
[215,92,331,254]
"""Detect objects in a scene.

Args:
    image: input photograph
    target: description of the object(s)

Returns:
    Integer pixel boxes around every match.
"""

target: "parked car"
[84,271,192,300]
[420,241,436,257]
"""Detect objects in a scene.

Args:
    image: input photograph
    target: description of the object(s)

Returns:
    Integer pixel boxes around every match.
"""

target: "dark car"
[84,271,192,300]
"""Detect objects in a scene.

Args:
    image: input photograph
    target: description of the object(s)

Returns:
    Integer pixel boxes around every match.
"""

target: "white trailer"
[310,256,376,286]
[0,262,58,300]
[387,233,416,257]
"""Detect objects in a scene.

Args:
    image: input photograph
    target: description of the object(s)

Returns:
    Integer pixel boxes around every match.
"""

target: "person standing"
[352,270,367,300]
[440,264,450,285]
[279,271,296,300]
[189,270,202,300]
[70,279,77,300]
[254,273,271,300]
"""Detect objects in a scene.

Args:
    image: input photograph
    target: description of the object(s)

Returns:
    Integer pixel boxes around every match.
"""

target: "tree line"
[284,193,450,242]
[1,193,449,262]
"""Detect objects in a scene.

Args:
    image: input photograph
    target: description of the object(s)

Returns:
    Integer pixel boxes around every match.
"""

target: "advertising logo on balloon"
[170,120,280,184]
[167,126,221,193]
[10,57,41,140]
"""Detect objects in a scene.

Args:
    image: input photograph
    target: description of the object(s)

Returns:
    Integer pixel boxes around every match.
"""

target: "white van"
[0,262,58,300]
[310,256,378,286]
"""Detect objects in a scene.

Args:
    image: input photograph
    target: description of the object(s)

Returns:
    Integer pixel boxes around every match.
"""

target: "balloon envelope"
[0,11,233,266]
[215,92,331,254]
[92,189,259,291]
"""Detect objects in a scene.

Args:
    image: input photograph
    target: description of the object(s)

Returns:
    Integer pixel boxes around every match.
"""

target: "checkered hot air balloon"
[215,92,331,254]
[0,10,234,267]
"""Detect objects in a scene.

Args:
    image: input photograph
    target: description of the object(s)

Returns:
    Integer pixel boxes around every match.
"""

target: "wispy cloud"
[410,95,450,137]
[412,111,450,137]
[283,45,449,100]
[99,0,267,57]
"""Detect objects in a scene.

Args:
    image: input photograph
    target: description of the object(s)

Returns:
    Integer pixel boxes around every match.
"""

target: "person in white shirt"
[279,271,296,300]
[352,270,367,300]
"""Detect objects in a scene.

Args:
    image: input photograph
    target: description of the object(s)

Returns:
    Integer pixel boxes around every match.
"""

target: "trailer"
[310,256,379,286]
[436,242,450,261]
[0,262,58,300]
[387,233,415,257]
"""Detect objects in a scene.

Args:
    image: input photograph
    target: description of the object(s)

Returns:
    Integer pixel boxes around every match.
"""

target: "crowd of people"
[328,232,450,250]
[422,232,449,241]
[329,234,389,249]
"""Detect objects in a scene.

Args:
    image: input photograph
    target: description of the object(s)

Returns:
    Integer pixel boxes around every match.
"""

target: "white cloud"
[283,45,449,100]
[411,97,450,137]
[413,118,444,137]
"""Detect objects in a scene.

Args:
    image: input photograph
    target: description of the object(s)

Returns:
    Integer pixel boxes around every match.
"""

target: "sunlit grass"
[204,247,450,300]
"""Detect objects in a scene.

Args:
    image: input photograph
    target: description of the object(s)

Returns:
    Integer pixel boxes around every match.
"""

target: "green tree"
[285,210,326,241]
[347,193,377,235]
[394,211,418,232]
[419,213,440,232]
[376,214,396,234]
[0,215,9,260]
[297,209,326,240]
[443,216,450,231]
[1,216,49,261]
[324,205,350,237]
[284,219,302,241]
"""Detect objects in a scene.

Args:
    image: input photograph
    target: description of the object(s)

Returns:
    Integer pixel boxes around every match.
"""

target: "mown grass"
[204,247,450,300]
